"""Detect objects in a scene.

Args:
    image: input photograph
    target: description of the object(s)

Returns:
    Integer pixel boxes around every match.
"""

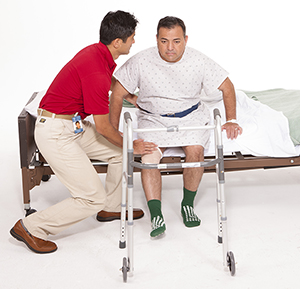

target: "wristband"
[226,119,237,123]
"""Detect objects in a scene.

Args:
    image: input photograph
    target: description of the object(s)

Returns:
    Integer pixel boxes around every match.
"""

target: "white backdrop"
[1,3,300,287]
[1,0,300,149]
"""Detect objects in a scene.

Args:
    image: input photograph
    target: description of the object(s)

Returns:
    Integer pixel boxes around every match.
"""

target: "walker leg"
[120,119,128,249]
[121,154,134,282]
[120,115,134,282]
[216,184,223,244]
[127,153,134,276]
[219,179,236,276]
[214,113,236,276]
[119,170,127,249]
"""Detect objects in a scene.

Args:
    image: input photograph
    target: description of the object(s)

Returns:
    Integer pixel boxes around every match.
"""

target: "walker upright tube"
[213,109,229,269]
[214,109,223,244]
[126,115,134,274]
[119,114,129,249]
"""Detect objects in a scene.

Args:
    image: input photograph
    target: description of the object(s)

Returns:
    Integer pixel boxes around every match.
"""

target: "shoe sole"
[10,228,57,254]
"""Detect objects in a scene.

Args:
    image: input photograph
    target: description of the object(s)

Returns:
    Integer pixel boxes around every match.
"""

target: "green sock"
[147,199,166,237]
[181,188,201,228]
[182,187,197,207]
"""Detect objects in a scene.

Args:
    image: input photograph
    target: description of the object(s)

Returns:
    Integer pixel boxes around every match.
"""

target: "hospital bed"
[18,88,300,217]
[18,88,300,278]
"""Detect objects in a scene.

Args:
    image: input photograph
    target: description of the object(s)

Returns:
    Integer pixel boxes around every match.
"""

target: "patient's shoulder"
[128,47,158,61]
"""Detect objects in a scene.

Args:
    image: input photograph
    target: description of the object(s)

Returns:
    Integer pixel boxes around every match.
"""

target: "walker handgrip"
[213,108,221,119]
[124,112,132,123]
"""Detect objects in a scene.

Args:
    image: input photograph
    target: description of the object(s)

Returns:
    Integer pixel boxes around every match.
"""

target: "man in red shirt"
[10,11,156,254]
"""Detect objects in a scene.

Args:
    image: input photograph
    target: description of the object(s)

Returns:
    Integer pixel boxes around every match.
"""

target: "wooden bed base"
[18,92,300,214]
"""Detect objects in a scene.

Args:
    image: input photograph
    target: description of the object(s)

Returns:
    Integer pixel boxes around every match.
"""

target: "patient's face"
[156,25,188,63]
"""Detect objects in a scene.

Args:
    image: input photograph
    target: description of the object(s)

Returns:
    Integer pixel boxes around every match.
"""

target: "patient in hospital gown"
[110,16,242,237]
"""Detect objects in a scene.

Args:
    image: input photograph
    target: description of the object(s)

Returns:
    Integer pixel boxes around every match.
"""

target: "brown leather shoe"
[10,220,57,254]
[96,208,144,222]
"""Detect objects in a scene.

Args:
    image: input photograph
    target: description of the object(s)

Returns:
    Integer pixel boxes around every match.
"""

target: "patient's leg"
[182,145,205,191]
[141,148,166,237]
[181,145,204,227]
[141,168,162,201]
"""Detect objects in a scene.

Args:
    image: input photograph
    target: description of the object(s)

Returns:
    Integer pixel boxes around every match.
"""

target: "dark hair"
[157,16,186,37]
[100,10,138,45]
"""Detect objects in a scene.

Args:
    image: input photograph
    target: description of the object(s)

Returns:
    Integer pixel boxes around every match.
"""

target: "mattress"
[25,89,299,158]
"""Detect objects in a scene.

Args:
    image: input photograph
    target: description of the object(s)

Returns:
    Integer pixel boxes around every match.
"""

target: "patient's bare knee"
[141,148,163,164]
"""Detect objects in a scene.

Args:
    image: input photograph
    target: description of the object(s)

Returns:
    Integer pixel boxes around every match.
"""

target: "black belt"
[137,102,200,118]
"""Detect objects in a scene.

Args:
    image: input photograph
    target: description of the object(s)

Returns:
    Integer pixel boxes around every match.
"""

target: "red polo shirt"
[39,42,116,119]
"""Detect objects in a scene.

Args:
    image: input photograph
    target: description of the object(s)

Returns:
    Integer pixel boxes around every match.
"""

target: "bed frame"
[18,92,300,216]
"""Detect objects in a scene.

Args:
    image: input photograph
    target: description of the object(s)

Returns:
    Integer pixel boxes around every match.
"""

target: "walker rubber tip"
[119,241,126,249]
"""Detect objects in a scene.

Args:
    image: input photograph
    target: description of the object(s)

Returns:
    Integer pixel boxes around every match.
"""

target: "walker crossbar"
[119,108,235,282]
[129,158,221,170]
[133,125,215,133]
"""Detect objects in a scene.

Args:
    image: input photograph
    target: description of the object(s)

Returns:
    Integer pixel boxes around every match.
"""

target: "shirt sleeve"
[114,56,140,94]
[202,56,229,95]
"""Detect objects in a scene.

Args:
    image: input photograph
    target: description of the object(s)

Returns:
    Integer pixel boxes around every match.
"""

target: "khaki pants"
[23,115,122,240]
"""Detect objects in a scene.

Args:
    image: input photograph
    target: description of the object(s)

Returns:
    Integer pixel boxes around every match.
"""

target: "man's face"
[119,33,136,55]
[156,25,188,63]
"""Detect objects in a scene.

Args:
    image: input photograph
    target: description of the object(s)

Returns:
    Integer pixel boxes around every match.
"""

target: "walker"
[119,108,235,282]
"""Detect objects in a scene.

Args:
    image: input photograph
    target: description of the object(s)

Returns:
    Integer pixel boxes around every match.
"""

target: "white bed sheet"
[25,90,298,158]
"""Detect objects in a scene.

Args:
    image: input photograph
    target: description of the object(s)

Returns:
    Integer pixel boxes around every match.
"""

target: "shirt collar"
[97,42,117,71]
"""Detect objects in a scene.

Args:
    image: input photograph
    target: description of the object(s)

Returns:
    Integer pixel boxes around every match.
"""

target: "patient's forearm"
[219,77,236,120]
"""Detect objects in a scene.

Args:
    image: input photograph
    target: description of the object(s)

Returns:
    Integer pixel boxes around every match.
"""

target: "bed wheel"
[121,257,129,283]
[25,208,37,217]
[227,251,236,276]
[42,175,51,182]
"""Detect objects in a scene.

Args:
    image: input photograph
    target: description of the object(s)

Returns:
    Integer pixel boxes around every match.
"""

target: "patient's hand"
[133,139,157,155]
[222,123,243,140]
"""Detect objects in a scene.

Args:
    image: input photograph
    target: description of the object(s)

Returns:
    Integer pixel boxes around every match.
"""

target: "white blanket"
[25,90,298,158]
